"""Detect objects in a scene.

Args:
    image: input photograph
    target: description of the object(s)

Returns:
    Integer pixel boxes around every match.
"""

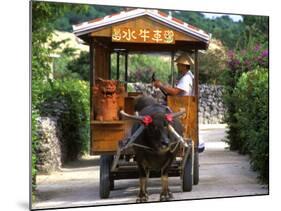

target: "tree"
[236,16,269,50]
[67,51,90,81]
[31,1,89,199]
[54,5,122,32]
[199,39,227,84]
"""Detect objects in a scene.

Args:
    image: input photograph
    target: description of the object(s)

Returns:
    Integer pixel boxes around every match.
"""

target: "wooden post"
[116,52,120,80]
[125,51,128,90]
[90,39,95,121]
[94,43,110,79]
[90,40,95,85]
[109,52,111,79]
[90,39,95,155]
[194,49,199,147]
[171,51,175,87]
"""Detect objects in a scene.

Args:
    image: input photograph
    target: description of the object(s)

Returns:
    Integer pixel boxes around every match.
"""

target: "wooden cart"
[73,8,210,198]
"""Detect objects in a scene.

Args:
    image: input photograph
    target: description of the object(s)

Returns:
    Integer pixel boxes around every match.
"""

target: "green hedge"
[39,79,90,162]
[31,107,40,201]
[233,69,269,182]
[221,42,269,183]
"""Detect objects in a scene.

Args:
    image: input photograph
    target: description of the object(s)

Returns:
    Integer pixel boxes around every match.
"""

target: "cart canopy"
[73,8,211,51]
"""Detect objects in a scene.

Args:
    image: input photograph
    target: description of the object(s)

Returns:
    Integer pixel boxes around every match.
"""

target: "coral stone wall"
[36,117,62,173]
[199,84,225,124]
[131,83,226,124]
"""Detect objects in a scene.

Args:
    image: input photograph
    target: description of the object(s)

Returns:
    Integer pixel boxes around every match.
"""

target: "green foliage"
[31,1,90,198]
[233,69,269,182]
[54,5,122,32]
[32,1,89,81]
[111,54,171,83]
[236,16,269,50]
[31,107,39,201]
[129,54,171,83]
[226,45,268,73]
[40,79,90,161]
[67,51,90,81]
[172,11,243,49]
[52,47,81,79]
[221,27,269,182]
[199,40,227,84]
[222,42,268,150]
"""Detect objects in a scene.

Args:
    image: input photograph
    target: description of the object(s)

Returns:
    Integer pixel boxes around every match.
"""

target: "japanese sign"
[112,27,175,44]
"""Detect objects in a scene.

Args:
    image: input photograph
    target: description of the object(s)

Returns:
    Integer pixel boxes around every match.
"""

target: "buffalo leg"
[136,165,149,203]
[160,167,173,201]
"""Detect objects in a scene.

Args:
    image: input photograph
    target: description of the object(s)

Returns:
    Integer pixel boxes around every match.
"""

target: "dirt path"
[33,125,268,209]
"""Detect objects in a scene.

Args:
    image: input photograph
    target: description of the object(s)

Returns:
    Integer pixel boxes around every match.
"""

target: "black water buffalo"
[121,96,184,202]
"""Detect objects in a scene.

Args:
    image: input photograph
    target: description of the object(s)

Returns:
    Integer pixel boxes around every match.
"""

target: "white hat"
[175,53,194,65]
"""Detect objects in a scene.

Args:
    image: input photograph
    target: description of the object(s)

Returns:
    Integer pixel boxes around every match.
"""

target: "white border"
[1,1,279,211]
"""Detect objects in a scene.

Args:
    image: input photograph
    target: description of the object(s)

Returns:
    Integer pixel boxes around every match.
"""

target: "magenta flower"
[261,49,269,58]
[254,44,261,51]
[227,50,235,58]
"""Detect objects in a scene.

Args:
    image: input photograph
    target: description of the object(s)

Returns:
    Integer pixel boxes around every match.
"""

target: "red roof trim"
[187,24,199,31]
[172,17,184,25]
[89,17,103,24]
[108,12,121,18]
[158,11,169,17]
[73,9,210,42]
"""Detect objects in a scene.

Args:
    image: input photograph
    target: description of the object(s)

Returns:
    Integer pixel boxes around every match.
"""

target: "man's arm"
[154,80,183,96]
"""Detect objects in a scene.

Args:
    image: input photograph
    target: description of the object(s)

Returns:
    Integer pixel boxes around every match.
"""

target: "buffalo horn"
[120,110,144,121]
[167,124,188,148]
[171,109,186,119]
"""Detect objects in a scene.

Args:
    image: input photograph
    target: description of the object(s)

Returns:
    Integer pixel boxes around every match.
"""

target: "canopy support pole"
[117,52,120,80]
[171,51,175,87]
[194,50,199,148]
[125,51,128,90]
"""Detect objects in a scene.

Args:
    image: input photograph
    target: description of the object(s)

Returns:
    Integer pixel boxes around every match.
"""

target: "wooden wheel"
[193,150,199,185]
[99,155,113,198]
[182,141,194,192]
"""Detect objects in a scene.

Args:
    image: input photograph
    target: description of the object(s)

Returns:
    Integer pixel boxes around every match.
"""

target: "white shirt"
[176,70,194,96]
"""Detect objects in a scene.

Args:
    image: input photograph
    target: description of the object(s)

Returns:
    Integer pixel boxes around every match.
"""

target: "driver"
[153,53,194,96]
[153,53,205,153]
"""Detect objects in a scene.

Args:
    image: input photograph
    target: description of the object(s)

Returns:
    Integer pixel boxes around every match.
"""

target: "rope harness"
[111,109,189,172]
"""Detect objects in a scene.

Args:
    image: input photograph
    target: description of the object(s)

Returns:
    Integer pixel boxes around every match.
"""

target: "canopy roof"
[73,9,211,51]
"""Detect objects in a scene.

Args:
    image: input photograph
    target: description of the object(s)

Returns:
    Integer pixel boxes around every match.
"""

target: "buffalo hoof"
[136,193,149,203]
[160,191,174,201]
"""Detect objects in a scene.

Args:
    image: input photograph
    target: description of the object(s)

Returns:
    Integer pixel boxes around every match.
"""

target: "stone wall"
[36,117,62,174]
[199,84,225,124]
[131,83,225,124]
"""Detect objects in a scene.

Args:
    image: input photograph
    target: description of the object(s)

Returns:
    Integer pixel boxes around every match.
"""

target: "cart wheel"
[193,151,199,185]
[110,178,115,190]
[182,142,194,192]
[99,155,113,198]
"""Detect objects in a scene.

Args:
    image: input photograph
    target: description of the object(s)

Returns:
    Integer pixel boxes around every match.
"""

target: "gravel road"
[33,125,268,209]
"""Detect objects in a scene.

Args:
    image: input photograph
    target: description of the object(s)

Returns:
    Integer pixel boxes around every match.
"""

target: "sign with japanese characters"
[112,27,175,44]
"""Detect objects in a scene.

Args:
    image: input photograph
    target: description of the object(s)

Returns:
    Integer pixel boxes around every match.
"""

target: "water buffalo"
[121,96,184,202]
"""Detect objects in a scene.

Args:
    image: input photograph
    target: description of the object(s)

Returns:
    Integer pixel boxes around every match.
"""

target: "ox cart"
[73,8,210,199]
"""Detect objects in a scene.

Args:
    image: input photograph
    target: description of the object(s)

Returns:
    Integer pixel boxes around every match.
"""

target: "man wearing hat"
[153,53,205,153]
[153,53,194,96]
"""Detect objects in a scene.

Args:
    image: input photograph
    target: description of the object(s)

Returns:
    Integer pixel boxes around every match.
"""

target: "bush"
[31,107,40,201]
[222,44,269,150]
[233,69,268,182]
[67,51,90,81]
[39,79,90,162]
[226,44,268,73]
[221,42,269,183]
[199,39,227,84]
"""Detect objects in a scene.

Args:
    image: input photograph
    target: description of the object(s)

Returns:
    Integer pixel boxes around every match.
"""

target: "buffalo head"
[120,108,185,151]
